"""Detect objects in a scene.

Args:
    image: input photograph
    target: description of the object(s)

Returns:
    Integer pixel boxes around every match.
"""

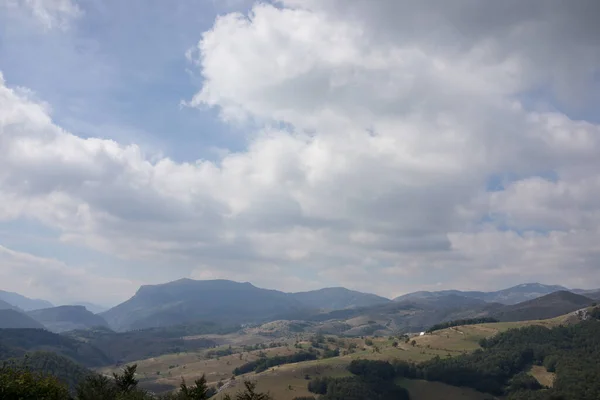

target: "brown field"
[529,365,555,388]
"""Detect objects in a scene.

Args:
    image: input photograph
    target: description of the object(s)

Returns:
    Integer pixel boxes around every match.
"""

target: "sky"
[1,0,600,307]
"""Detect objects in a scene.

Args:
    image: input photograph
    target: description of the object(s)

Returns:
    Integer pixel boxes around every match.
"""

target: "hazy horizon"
[1,0,600,305]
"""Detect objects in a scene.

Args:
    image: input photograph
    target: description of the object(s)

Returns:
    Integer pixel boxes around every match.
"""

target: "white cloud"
[0,0,82,30]
[1,1,600,302]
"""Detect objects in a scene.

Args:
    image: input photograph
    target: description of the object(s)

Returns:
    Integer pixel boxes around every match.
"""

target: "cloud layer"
[1,1,600,303]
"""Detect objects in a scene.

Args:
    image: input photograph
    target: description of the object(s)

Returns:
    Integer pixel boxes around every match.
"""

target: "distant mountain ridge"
[101,279,599,332]
[0,290,53,311]
[394,283,572,305]
[491,291,595,322]
[27,305,110,333]
[289,287,391,310]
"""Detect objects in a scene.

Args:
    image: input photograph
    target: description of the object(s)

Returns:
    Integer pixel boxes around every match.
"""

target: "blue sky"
[0,0,253,162]
[1,0,599,306]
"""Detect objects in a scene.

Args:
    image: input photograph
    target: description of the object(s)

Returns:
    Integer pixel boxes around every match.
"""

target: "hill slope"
[0,309,46,329]
[27,305,109,333]
[101,279,308,331]
[491,290,594,322]
[290,287,391,310]
[0,290,53,311]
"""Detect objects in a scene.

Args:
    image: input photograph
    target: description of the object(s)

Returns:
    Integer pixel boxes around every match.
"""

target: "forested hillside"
[395,315,600,399]
[2,351,93,391]
[0,329,111,367]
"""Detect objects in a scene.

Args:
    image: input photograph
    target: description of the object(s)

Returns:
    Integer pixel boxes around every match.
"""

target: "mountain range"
[99,279,599,332]
[393,283,572,305]
[1,280,598,333]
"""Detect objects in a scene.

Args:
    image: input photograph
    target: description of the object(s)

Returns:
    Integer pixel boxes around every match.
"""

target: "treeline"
[308,360,409,400]
[394,319,600,399]
[233,351,317,375]
[426,317,499,333]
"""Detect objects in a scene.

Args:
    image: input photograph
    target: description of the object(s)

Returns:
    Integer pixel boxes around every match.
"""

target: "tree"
[113,364,139,393]
[0,366,69,400]
[180,374,211,400]
[76,374,117,400]
[234,380,272,400]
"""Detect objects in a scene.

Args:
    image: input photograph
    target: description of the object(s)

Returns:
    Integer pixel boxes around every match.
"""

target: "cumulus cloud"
[1,1,600,302]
